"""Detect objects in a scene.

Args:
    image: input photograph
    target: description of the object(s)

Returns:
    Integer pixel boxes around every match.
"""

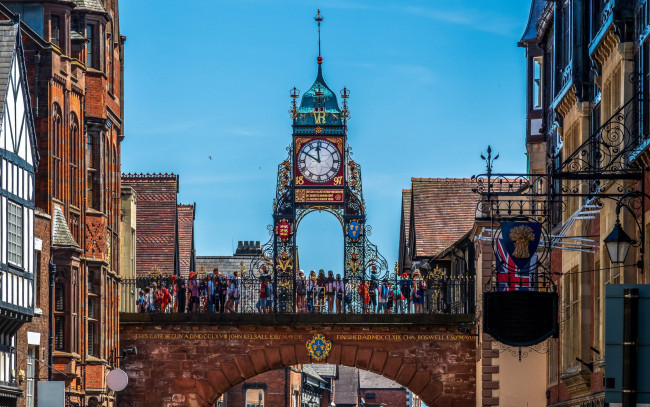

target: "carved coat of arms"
[306,334,332,361]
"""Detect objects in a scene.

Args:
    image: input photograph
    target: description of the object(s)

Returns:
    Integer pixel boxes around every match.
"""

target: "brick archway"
[118,314,476,407]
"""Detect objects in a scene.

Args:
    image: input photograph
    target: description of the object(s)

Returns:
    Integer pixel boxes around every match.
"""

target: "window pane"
[50,15,60,47]
[7,201,23,266]
[86,24,94,68]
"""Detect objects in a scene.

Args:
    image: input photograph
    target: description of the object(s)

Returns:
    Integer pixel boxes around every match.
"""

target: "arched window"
[52,104,62,200]
[70,113,79,207]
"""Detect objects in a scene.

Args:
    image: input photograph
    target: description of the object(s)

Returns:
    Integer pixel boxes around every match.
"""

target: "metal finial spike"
[314,9,323,62]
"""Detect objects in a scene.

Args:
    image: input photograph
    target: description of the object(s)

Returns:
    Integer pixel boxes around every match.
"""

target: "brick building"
[221,364,331,407]
[121,173,196,277]
[196,240,263,275]
[0,0,126,405]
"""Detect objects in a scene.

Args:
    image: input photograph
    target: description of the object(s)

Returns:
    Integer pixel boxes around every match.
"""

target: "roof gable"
[410,178,477,258]
[0,21,38,169]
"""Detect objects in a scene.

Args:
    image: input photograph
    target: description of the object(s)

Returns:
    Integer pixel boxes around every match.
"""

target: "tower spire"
[315,9,323,64]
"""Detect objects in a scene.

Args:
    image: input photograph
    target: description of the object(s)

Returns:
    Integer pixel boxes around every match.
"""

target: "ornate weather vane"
[341,87,350,123]
[315,9,323,64]
[289,87,300,119]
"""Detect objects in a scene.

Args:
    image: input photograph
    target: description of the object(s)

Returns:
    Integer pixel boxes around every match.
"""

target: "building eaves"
[518,0,546,46]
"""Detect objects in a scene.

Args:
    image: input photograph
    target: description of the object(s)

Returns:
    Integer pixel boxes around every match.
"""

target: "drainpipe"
[48,260,56,381]
[622,288,638,407]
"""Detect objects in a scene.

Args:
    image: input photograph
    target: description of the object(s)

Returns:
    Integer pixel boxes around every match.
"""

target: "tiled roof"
[411,178,477,258]
[0,21,17,124]
[359,369,403,389]
[401,189,411,247]
[52,205,79,249]
[71,0,105,13]
[122,174,179,275]
[177,203,195,277]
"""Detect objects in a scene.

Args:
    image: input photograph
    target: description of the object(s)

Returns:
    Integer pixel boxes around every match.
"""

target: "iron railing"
[120,274,475,315]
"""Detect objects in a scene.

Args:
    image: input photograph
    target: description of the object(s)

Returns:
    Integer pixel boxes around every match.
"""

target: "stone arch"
[163,343,470,407]
[118,316,476,407]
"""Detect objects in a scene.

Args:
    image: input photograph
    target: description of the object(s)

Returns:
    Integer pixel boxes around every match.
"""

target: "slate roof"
[302,364,327,383]
[333,365,358,405]
[71,0,105,13]
[519,0,546,44]
[122,173,179,275]
[359,369,403,389]
[177,203,195,277]
[410,178,478,258]
[0,21,17,125]
[52,205,80,249]
[309,363,337,378]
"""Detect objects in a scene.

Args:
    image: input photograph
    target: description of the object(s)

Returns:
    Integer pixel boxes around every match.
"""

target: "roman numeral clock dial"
[297,139,341,183]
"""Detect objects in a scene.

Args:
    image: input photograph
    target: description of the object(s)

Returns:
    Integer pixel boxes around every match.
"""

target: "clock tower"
[257,10,387,313]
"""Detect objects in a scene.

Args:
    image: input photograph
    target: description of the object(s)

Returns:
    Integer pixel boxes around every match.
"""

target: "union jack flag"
[495,238,537,292]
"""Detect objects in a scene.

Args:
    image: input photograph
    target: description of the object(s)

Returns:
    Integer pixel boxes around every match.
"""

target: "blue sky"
[120,0,531,274]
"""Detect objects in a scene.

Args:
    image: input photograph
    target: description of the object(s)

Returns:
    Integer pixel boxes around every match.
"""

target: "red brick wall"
[360,388,408,407]
[122,174,179,275]
[16,212,51,407]
[117,317,476,407]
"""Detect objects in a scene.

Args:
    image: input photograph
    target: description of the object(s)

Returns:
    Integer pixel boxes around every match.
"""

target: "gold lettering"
[313,111,327,124]
[296,176,304,185]
[333,176,343,186]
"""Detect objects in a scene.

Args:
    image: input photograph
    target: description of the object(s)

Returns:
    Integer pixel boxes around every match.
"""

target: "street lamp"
[604,219,635,264]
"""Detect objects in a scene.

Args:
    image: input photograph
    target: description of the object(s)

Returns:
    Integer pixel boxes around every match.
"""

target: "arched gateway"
[117,313,476,407]
[117,11,477,407]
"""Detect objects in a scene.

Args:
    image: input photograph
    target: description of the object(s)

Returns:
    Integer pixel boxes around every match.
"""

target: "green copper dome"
[296,63,343,126]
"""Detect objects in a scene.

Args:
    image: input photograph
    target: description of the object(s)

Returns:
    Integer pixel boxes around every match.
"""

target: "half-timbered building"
[0,20,38,406]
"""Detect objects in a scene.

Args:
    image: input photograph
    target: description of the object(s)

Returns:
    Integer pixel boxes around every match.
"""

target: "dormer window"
[50,15,61,47]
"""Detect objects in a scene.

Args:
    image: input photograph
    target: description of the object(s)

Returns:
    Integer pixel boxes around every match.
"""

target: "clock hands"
[315,145,321,163]
[305,152,320,163]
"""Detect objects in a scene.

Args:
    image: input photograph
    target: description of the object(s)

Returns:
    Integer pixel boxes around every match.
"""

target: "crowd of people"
[295,268,428,314]
[135,267,430,314]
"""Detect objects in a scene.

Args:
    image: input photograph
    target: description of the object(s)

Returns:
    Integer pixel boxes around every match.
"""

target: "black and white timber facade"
[0,20,37,404]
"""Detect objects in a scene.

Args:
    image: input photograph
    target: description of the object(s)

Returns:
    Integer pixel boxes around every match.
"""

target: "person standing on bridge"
[266,275,274,313]
[257,275,268,313]
[369,274,378,313]
[296,270,307,312]
[400,272,412,314]
[326,270,335,313]
[188,272,200,313]
[335,274,343,314]
[412,269,426,314]
[233,270,241,313]
[378,278,389,313]
[307,270,317,313]
[343,277,353,313]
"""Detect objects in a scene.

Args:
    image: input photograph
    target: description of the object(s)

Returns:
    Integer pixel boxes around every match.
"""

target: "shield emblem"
[306,334,332,361]
[347,221,362,240]
[500,221,542,269]
[276,219,293,241]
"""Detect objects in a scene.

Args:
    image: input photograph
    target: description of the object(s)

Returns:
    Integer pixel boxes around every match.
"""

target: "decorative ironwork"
[497,340,551,361]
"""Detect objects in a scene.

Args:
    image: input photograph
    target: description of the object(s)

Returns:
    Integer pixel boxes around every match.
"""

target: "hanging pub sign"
[276,219,293,241]
[347,220,362,241]
[500,221,542,270]
[483,291,558,346]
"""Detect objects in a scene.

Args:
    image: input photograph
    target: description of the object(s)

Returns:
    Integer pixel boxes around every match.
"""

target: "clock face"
[297,139,342,183]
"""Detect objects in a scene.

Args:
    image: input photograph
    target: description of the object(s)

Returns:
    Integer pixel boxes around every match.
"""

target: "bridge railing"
[120,274,475,315]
